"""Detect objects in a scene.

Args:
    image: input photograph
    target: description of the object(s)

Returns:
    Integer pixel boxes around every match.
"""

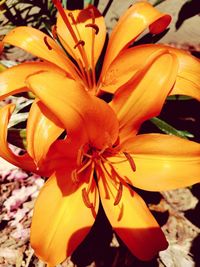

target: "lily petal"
[168,47,200,101]
[26,99,64,165]
[3,26,78,78]
[0,62,66,101]
[98,172,167,261]
[102,2,171,75]
[101,44,200,97]
[110,53,178,140]
[103,44,200,99]
[116,134,200,191]
[26,71,119,150]
[31,168,99,265]
[0,104,36,172]
[100,46,168,94]
[57,5,106,67]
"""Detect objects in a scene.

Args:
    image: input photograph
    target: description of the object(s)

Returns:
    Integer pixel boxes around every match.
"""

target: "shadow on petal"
[114,227,168,262]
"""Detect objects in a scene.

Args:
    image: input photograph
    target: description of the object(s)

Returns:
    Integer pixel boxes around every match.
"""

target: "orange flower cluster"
[0,1,200,266]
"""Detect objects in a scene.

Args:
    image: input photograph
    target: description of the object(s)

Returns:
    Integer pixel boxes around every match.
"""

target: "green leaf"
[153,0,166,7]
[167,95,192,101]
[150,117,194,139]
[84,0,94,7]
[61,0,67,9]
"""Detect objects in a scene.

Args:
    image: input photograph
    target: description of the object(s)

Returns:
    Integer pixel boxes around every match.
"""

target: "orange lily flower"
[0,1,200,266]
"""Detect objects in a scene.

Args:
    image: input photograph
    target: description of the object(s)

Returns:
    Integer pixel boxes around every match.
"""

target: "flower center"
[71,142,136,209]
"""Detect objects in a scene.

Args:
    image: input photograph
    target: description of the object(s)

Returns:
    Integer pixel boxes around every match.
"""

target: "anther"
[51,25,57,39]
[114,182,123,206]
[71,170,79,184]
[124,152,136,172]
[82,188,93,208]
[68,12,76,25]
[85,23,99,34]
[74,40,85,49]
[44,36,52,50]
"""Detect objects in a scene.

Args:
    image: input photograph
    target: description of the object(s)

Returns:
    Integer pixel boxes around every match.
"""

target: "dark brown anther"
[114,182,123,206]
[85,23,99,34]
[82,188,93,208]
[51,25,57,39]
[44,36,52,50]
[74,40,85,49]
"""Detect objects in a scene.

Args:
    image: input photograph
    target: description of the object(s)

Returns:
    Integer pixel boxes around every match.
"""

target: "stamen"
[124,152,136,172]
[82,188,93,208]
[44,36,52,50]
[85,23,99,34]
[74,40,85,49]
[87,8,96,89]
[114,182,123,206]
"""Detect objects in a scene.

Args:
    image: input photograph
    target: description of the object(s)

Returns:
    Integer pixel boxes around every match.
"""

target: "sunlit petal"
[102,2,171,75]
[57,5,106,67]
[167,46,200,101]
[98,174,167,260]
[0,62,66,101]
[27,99,64,165]
[110,53,178,140]
[31,168,99,265]
[3,26,78,78]
[107,43,200,100]
[26,71,119,150]
[100,46,168,94]
[116,134,200,191]
[100,44,200,97]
